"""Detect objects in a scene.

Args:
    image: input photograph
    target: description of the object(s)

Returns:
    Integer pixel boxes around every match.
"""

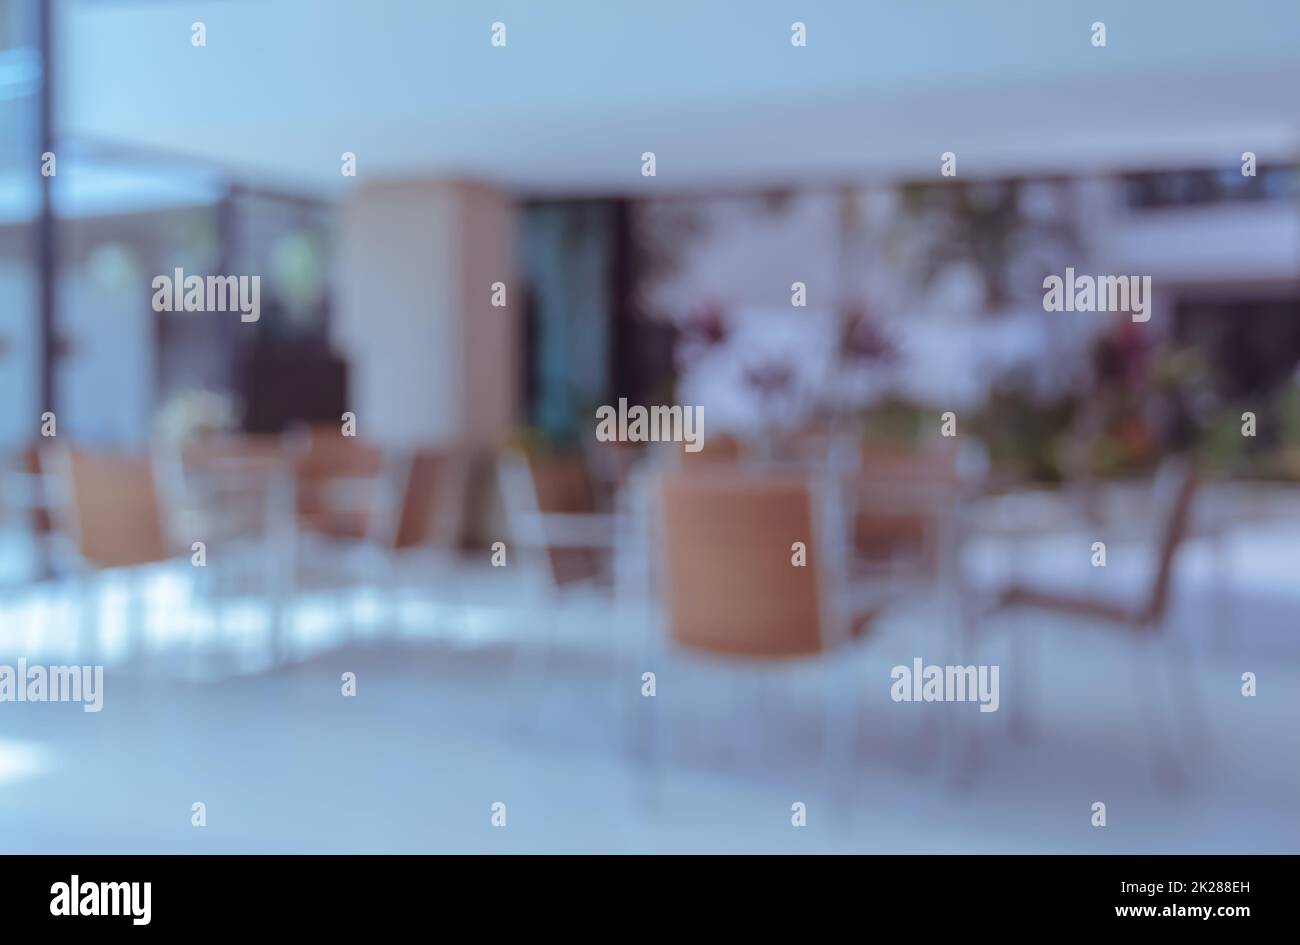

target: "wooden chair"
[496,448,621,726]
[156,434,301,662]
[287,430,475,647]
[389,448,467,552]
[853,443,962,577]
[21,444,55,538]
[647,468,890,803]
[168,429,390,656]
[497,449,615,590]
[166,434,289,546]
[50,447,179,658]
[361,446,470,637]
[0,444,62,580]
[581,439,642,513]
[982,458,1204,782]
[659,471,875,657]
[61,448,170,569]
[675,433,742,468]
[293,430,386,540]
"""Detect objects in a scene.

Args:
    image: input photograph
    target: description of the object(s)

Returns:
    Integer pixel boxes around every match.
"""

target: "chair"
[581,439,642,513]
[981,458,1204,782]
[0,444,62,581]
[359,446,470,637]
[163,434,291,548]
[853,443,961,578]
[659,471,873,656]
[60,448,170,569]
[647,468,889,803]
[159,434,296,662]
[293,429,386,540]
[496,448,621,725]
[49,447,181,659]
[848,444,968,716]
[389,448,467,551]
[168,429,392,658]
[676,433,742,467]
[497,449,615,591]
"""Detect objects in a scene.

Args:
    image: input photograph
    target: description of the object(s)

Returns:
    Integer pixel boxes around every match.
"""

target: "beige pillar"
[334,179,519,448]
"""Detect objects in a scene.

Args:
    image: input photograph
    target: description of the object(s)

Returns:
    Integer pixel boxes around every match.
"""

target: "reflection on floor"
[0,527,1297,853]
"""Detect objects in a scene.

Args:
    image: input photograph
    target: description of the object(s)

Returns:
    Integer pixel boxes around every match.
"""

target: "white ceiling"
[56,0,1300,197]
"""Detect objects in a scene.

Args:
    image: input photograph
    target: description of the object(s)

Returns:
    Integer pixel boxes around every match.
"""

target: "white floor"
[0,527,1297,854]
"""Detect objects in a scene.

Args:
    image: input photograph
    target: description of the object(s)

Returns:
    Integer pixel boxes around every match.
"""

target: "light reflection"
[0,736,52,785]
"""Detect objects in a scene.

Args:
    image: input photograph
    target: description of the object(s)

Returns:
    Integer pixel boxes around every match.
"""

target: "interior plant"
[967,371,1082,483]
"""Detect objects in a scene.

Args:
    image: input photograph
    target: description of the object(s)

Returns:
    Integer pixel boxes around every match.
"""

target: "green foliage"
[855,397,932,448]
[1195,404,1250,472]
[1281,384,1300,446]
[967,377,1081,483]
[892,179,1080,309]
[503,425,567,456]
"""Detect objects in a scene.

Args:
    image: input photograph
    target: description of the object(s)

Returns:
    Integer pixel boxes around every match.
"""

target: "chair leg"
[128,570,148,662]
[265,535,289,667]
[1162,626,1211,754]
[211,562,227,659]
[388,557,406,638]
[946,602,982,788]
[448,563,471,642]
[614,578,644,767]
[187,558,206,677]
[821,653,856,818]
[900,603,940,775]
[197,556,231,675]
[1008,612,1037,742]
[361,547,395,639]
[508,584,557,733]
[639,660,664,812]
[635,625,667,813]
[1212,531,1231,656]
[724,669,752,765]
[1132,631,1185,789]
[75,570,99,662]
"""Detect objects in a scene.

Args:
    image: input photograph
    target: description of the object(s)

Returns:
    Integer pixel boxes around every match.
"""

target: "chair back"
[294,431,384,538]
[179,434,285,470]
[295,431,384,480]
[391,448,466,550]
[583,438,640,486]
[858,443,960,485]
[854,444,960,568]
[167,434,289,541]
[497,449,603,585]
[523,452,597,516]
[21,444,54,535]
[658,470,828,658]
[676,433,742,467]
[1140,459,1198,627]
[61,448,169,569]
